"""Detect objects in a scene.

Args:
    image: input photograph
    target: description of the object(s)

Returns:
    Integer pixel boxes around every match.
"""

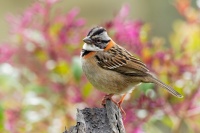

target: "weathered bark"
[64,100,126,133]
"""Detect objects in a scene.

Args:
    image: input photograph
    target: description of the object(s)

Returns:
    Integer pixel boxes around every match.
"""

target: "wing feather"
[95,44,149,76]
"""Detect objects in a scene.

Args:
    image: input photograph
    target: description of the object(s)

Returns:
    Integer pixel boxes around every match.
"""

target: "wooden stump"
[64,100,126,133]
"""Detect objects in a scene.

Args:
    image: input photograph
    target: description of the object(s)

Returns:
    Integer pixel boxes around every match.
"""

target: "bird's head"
[82,26,111,53]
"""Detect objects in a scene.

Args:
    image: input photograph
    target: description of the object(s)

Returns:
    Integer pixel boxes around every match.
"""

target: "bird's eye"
[96,38,101,43]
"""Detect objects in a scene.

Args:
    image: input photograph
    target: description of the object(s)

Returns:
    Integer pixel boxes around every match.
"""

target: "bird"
[80,26,183,114]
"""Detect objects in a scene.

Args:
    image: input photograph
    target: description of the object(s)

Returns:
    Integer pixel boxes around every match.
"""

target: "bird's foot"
[101,94,117,106]
[102,94,127,118]
[117,94,126,118]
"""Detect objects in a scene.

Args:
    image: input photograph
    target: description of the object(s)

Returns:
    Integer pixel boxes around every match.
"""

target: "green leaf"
[179,120,192,133]
[0,105,4,131]
[153,120,171,133]
[72,57,82,81]
[35,50,47,61]
[27,84,47,94]
[82,82,93,98]
[54,61,70,75]
[139,83,154,92]
[162,116,173,128]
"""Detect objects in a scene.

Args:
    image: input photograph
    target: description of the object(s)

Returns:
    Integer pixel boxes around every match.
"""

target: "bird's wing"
[95,44,149,76]
[95,44,183,98]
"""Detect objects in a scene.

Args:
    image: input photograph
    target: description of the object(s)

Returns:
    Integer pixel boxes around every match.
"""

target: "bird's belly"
[81,58,140,94]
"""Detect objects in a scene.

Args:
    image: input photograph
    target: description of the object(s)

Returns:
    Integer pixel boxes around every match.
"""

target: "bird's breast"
[81,57,140,94]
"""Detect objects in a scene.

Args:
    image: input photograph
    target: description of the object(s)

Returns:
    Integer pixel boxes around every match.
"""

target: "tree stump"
[64,100,126,133]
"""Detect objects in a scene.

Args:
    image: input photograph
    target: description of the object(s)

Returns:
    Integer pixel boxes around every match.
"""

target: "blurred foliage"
[0,0,200,133]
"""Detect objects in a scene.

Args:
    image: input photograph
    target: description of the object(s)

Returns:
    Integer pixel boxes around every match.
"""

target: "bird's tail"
[147,76,183,98]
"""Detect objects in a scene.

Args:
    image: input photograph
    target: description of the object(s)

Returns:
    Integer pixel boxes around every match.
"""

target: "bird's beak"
[83,36,92,44]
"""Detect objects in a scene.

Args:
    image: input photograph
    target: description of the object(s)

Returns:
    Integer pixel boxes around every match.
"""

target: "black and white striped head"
[82,27,111,52]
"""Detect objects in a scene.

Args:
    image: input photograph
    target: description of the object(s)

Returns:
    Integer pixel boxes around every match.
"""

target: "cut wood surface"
[64,100,126,133]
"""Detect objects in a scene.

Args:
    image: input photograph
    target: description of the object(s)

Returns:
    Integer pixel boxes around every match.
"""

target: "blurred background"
[0,0,200,133]
[0,0,183,41]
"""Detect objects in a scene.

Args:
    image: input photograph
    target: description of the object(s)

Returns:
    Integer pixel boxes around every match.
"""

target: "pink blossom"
[0,44,15,63]
[105,4,144,55]
[66,86,83,103]
[55,8,85,27]
[132,126,144,133]
[65,8,80,26]
[46,0,60,5]
[5,109,20,133]
[56,8,85,44]
[116,4,130,20]
[51,83,65,92]
[74,18,85,27]
[6,3,45,34]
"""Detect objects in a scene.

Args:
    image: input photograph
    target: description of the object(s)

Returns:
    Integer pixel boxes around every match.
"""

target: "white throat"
[83,43,103,51]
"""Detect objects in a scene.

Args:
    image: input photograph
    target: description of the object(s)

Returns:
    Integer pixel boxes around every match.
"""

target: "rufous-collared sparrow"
[80,26,183,113]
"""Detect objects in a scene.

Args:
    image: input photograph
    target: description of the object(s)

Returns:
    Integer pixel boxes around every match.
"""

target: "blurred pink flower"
[136,95,164,111]
[124,107,137,123]
[51,83,65,92]
[132,126,144,133]
[117,4,130,19]
[55,8,86,27]
[154,51,166,62]
[56,8,86,44]
[0,44,15,63]
[105,4,145,55]
[5,109,20,133]
[46,0,60,5]
[66,85,83,103]
[6,3,45,34]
